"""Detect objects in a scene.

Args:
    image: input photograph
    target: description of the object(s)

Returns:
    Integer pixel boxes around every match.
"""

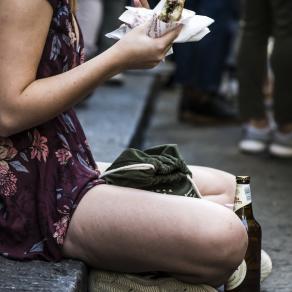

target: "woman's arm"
[0,0,180,137]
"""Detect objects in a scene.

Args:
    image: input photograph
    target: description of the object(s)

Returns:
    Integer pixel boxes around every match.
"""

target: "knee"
[205,211,248,284]
[221,213,247,265]
[184,209,248,286]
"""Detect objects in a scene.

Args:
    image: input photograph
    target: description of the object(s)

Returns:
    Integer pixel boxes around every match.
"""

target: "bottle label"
[225,260,247,290]
[234,184,252,212]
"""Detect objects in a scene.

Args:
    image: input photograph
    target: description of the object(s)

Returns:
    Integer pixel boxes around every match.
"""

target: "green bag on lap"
[100,144,202,198]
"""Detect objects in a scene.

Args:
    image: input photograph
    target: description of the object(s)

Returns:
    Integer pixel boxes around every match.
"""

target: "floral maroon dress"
[0,0,104,261]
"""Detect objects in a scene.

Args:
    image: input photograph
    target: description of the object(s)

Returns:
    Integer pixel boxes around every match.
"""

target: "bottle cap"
[236,176,250,184]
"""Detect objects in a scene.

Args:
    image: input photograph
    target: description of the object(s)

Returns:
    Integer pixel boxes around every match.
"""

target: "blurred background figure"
[77,0,103,59]
[148,0,240,124]
[99,0,127,85]
[98,0,127,54]
[78,0,127,84]
[174,0,240,125]
[237,0,292,158]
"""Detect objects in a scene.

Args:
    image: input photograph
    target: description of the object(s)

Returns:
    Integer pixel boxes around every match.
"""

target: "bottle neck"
[236,203,254,218]
[234,183,252,213]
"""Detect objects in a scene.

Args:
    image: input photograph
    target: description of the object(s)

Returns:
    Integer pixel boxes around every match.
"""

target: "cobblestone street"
[143,88,292,292]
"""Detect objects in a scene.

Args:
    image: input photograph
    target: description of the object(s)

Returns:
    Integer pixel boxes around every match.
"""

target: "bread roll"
[158,0,185,22]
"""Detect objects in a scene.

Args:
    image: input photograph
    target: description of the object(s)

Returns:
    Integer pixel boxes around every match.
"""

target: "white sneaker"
[89,270,217,292]
[226,249,272,290]
[260,249,273,282]
[239,125,272,154]
[269,131,292,158]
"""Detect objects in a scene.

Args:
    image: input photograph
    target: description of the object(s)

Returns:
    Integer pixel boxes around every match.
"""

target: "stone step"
[0,258,87,292]
[77,72,160,162]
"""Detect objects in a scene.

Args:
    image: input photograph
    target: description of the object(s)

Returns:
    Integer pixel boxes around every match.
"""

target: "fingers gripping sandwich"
[158,0,186,22]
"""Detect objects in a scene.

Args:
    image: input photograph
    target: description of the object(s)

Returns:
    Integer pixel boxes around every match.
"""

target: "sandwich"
[158,0,185,23]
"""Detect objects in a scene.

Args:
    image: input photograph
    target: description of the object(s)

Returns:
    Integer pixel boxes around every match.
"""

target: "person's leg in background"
[77,0,104,59]
[98,0,127,85]
[75,0,104,107]
[98,0,127,53]
[269,0,292,157]
[237,0,272,154]
[237,0,292,157]
[175,0,238,124]
[237,0,270,124]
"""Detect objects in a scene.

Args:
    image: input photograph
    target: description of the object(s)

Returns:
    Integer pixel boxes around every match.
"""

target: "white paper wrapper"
[106,0,214,56]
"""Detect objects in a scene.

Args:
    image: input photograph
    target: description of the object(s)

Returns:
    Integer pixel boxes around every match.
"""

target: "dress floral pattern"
[0,0,104,261]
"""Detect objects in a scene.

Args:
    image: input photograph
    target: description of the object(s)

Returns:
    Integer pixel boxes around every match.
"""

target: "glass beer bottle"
[225,176,262,292]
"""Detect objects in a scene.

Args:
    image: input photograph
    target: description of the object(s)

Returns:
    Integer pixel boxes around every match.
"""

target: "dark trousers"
[238,0,292,124]
[174,0,237,93]
[99,0,127,52]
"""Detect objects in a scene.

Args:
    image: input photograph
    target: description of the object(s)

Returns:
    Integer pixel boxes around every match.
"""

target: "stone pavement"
[143,87,292,292]
[0,259,87,292]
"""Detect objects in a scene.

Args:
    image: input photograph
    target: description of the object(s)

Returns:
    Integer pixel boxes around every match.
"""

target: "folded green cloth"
[101,144,201,198]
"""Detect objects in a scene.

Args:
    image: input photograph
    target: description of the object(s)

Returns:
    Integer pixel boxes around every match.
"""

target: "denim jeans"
[237,0,292,124]
[174,0,238,93]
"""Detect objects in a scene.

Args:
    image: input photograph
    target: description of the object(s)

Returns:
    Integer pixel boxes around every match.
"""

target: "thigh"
[97,162,236,204]
[62,183,243,275]
[189,165,236,205]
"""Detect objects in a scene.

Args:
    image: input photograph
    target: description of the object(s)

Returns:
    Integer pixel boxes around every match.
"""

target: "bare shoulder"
[0,0,53,99]
[0,0,53,45]
[0,0,53,24]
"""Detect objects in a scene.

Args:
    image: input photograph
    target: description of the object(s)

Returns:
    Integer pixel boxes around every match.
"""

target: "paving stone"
[0,258,87,292]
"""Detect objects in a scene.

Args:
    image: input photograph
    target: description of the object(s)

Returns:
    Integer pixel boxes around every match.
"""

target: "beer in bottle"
[225,176,262,292]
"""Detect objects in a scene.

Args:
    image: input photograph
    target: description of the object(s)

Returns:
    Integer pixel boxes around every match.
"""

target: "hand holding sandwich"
[112,21,182,70]
[107,0,213,58]
[110,0,184,70]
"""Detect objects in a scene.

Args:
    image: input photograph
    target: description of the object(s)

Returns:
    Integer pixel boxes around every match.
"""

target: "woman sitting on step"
[0,0,247,291]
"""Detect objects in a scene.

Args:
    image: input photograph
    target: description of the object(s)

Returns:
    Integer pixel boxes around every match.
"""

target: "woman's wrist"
[107,41,133,72]
[87,44,128,83]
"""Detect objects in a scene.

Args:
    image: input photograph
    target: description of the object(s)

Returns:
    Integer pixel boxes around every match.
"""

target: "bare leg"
[188,165,236,206]
[62,163,247,287]
[98,162,236,205]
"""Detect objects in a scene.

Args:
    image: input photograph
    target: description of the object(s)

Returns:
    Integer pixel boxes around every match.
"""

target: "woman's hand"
[133,0,150,9]
[113,0,176,70]
[112,23,182,70]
